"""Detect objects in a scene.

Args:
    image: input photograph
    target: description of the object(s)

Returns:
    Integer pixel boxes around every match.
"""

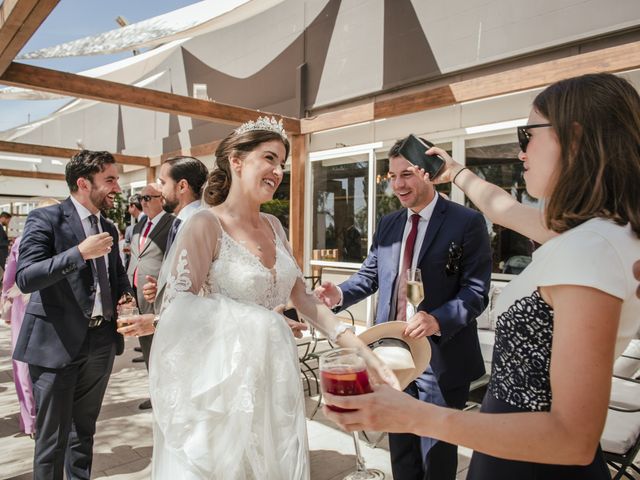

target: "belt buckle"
[89,316,105,328]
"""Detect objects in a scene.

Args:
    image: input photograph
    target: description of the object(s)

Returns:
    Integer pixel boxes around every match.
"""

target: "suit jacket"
[339,195,492,391]
[0,224,9,268]
[126,213,174,314]
[14,197,132,368]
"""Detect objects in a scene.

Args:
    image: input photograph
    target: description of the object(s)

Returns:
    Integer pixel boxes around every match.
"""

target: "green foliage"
[105,192,127,231]
[260,198,290,229]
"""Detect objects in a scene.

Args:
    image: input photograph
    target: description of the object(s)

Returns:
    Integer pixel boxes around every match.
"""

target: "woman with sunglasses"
[323,72,640,479]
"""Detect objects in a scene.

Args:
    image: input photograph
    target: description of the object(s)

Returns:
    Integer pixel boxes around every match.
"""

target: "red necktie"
[134,220,152,287]
[396,214,421,321]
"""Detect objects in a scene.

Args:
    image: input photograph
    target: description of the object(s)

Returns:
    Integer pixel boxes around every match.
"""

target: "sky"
[0,0,199,132]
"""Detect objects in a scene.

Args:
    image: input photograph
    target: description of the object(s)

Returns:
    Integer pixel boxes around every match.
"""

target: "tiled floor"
[0,323,637,479]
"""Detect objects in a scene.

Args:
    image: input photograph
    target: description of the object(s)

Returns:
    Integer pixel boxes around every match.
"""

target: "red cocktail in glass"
[320,348,384,479]
[320,368,372,412]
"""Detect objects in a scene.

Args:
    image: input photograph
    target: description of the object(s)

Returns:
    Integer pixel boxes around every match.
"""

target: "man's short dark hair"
[0,211,12,219]
[65,150,116,192]
[164,156,208,197]
[128,194,142,210]
[388,139,404,159]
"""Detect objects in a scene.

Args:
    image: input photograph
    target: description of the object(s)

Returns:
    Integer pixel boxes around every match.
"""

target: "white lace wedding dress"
[149,209,310,479]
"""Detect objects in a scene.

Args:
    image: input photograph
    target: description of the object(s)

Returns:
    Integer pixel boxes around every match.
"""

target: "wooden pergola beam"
[0,166,64,181]
[0,0,59,75]
[300,40,640,134]
[0,62,301,134]
[0,139,150,166]
[157,139,222,164]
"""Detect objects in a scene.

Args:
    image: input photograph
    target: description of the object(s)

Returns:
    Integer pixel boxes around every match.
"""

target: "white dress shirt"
[70,195,108,318]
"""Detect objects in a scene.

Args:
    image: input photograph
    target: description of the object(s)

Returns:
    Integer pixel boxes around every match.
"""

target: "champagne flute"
[320,348,385,480]
[406,268,424,314]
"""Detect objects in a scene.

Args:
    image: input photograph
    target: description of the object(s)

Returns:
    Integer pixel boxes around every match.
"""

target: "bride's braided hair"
[204,130,290,206]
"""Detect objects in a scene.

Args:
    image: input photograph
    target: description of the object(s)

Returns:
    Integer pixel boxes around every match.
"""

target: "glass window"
[375,142,452,226]
[465,134,541,274]
[312,154,368,263]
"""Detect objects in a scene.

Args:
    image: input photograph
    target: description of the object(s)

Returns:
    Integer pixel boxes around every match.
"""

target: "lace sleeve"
[161,209,221,312]
[265,214,353,343]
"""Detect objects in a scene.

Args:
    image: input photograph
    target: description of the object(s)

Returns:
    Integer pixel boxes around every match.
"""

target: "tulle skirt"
[149,293,309,479]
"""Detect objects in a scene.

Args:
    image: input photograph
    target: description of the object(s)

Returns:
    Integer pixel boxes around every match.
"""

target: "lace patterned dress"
[149,209,309,479]
[467,218,640,480]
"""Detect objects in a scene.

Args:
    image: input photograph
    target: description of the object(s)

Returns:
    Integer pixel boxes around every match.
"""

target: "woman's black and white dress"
[467,218,640,480]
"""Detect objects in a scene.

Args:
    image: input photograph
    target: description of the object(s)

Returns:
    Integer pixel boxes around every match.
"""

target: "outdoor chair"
[601,371,640,479]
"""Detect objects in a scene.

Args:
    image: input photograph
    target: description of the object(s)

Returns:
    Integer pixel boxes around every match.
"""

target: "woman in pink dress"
[2,235,36,436]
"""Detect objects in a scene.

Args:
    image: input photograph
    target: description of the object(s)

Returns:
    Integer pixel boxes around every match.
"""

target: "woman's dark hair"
[163,156,209,198]
[65,150,116,192]
[534,73,640,237]
[204,129,290,206]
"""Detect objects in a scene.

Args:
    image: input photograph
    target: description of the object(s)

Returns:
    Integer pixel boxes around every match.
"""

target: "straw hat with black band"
[358,321,431,390]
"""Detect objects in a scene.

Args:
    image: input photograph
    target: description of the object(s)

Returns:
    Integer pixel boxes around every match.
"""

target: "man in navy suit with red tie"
[15,150,133,480]
[316,137,492,480]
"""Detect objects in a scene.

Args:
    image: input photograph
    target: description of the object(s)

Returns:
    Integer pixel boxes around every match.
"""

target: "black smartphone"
[283,307,300,322]
[398,134,445,179]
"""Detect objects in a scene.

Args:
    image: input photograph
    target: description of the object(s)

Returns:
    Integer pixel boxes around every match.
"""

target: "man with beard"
[126,156,208,333]
[15,150,133,479]
[126,183,174,410]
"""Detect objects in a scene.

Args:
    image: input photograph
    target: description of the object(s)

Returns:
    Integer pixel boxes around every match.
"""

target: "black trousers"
[389,377,470,480]
[29,324,115,480]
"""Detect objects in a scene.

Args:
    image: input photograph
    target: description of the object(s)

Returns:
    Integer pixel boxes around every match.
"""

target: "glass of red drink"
[320,348,385,479]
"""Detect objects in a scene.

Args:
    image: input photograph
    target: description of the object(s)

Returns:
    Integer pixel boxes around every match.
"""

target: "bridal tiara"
[234,116,287,141]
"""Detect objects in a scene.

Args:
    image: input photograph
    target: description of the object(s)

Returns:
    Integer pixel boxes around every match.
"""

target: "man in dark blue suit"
[15,150,133,480]
[316,138,492,480]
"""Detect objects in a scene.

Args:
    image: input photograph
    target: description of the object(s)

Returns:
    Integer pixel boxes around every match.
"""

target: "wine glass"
[320,348,385,479]
[406,268,424,315]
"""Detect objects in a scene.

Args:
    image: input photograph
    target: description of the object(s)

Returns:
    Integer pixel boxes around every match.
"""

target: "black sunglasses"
[517,123,552,152]
[140,194,162,202]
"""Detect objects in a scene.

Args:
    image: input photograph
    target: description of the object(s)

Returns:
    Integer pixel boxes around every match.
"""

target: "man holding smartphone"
[316,136,492,480]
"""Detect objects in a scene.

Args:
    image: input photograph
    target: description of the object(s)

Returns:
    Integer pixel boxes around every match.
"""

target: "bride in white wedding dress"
[147,118,398,479]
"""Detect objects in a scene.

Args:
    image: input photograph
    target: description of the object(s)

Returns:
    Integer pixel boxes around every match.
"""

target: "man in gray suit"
[126,183,174,409]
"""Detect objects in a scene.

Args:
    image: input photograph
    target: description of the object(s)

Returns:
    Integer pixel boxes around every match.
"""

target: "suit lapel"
[389,210,407,276]
[62,197,87,245]
[139,214,170,256]
[417,195,448,265]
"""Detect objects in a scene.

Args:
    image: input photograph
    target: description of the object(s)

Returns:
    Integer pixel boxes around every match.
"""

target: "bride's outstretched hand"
[360,348,400,390]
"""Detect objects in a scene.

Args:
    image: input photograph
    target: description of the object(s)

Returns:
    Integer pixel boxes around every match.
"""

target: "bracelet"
[329,323,355,343]
[452,167,468,185]
[152,315,160,329]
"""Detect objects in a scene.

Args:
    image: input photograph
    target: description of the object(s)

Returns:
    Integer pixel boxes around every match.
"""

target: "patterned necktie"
[88,215,113,321]
[165,218,181,256]
[134,220,153,287]
[396,213,421,321]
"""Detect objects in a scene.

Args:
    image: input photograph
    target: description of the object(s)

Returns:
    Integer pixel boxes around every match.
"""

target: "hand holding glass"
[320,348,384,479]
[117,306,139,329]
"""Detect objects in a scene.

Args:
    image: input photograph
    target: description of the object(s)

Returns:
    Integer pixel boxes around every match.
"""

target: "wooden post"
[289,134,307,268]
[146,166,156,185]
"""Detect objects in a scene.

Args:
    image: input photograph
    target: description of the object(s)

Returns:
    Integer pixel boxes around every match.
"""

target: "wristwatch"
[153,315,160,329]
